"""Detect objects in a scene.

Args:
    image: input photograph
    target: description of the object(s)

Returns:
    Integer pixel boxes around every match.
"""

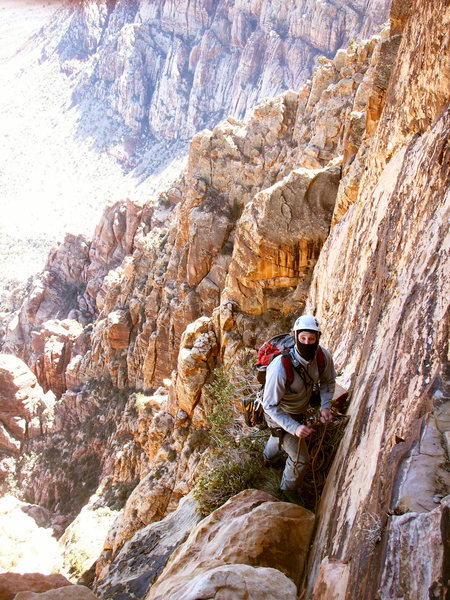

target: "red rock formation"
[303,0,450,597]
[2,3,447,598]
[14,586,99,600]
[31,319,86,397]
[0,355,50,457]
[60,36,382,393]
[0,573,71,600]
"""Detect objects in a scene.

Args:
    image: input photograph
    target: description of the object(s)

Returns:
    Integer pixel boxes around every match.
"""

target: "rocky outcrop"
[3,21,411,589]
[94,493,201,600]
[0,355,53,466]
[0,573,71,600]
[61,32,386,394]
[174,317,218,415]
[31,319,86,397]
[3,234,91,372]
[61,0,390,143]
[225,164,340,315]
[3,1,448,598]
[7,26,394,403]
[14,586,99,600]
[146,489,314,599]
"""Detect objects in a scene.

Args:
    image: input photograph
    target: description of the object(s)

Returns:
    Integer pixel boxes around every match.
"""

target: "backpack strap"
[281,351,295,390]
[316,346,326,377]
[284,346,327,389]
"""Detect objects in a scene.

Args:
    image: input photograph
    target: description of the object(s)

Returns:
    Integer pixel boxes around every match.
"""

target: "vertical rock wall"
[304,0,449,597]
[3,1,449,597]
[2,23,407,582]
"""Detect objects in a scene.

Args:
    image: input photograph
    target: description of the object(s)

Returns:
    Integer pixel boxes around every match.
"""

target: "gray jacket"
[262,345,336,436]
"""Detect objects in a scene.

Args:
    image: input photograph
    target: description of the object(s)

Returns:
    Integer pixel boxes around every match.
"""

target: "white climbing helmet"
[293,314,321,334]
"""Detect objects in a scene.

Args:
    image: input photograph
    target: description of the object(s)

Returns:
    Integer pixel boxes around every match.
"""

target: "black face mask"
[296,340,319,361]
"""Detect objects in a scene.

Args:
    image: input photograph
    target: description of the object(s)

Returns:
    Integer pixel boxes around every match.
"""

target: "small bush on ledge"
[193,367,280,516]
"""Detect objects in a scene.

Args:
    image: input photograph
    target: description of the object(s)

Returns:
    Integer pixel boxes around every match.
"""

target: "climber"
[262,314,336,505]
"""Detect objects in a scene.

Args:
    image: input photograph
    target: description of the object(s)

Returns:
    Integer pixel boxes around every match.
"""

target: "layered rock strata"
[59,0,390,142]
[3,1,449,598]
[14,29,391,400]
[2,23,407,586]
[0,355,53,484]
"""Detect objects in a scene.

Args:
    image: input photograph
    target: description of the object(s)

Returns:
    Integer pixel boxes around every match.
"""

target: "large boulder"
[14,586,99,600]
[150,564,298,600]
[147,489,315,599]
[0,573,71,600]
[95,493,202,600]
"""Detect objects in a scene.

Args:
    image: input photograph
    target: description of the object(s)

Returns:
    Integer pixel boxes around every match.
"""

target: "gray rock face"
[95,494,202,600]
[378,497,450,600]
[146,490,314,599]
[60,0,390,141]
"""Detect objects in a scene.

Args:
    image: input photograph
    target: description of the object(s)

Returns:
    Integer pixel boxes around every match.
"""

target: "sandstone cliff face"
[62,30,389,396]
[60,0,390,143]
[0,355,54,486]
[303,0,450,597]
[2,0,449,598]
[2,17,402,572]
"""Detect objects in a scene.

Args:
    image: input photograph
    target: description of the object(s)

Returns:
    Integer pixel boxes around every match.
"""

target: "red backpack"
[243,334,326,427]
[255,333,325,387]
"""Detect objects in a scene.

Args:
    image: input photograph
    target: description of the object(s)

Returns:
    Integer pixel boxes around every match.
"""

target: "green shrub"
[206,367,236,448]
[194,450,280,516]
[193,367,280,516]
[65,548,90,580]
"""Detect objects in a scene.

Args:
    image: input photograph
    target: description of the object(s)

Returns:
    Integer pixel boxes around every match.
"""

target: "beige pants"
[263,431,309,491]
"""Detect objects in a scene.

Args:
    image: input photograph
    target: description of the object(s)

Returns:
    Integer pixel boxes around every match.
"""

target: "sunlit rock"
[95,493,201,600]
[147,489,314,598]
[175,317,218,415]
[0,495,61,574]
[0,355,50,458]
[0,573,71,600]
